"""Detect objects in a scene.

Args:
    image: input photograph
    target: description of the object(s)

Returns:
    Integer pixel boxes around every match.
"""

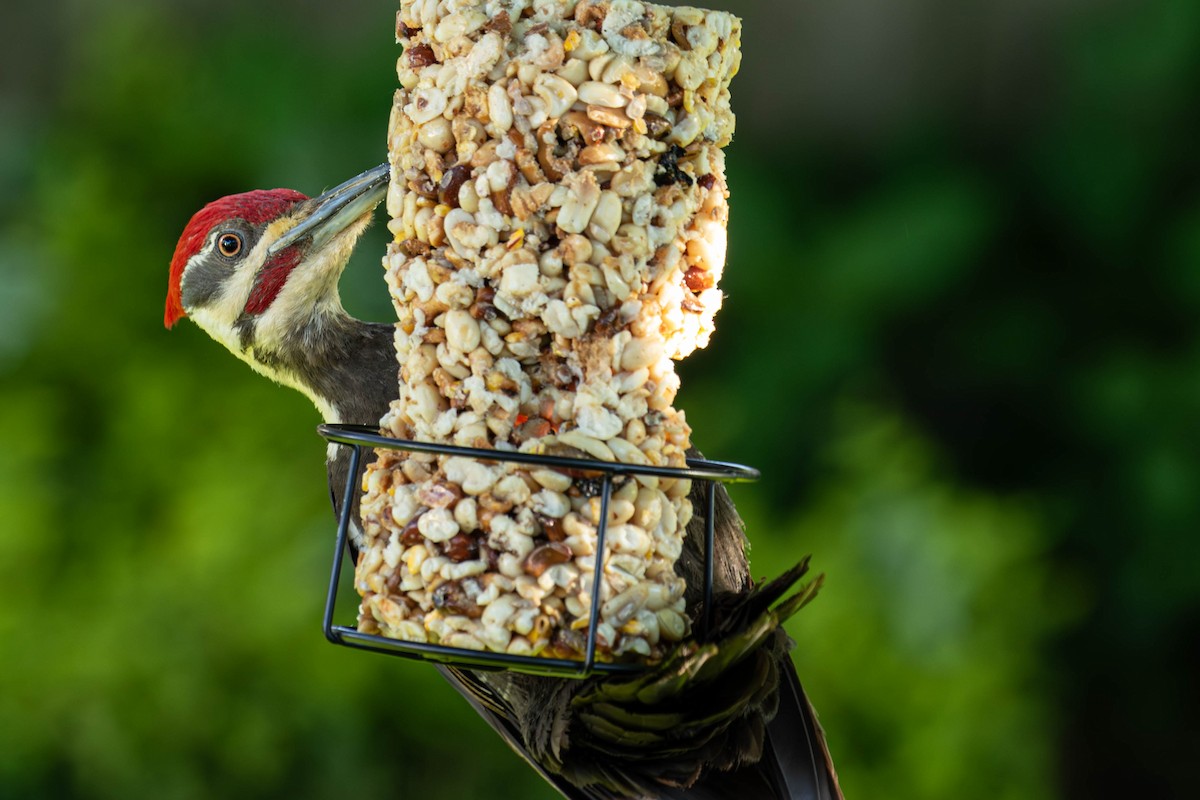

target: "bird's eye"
[217,232,243,258]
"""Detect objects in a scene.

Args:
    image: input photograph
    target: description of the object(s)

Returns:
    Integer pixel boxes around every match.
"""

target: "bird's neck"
[250,308,396,426]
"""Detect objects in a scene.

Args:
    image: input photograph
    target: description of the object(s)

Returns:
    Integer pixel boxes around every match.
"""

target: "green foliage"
[2,0,1198,797]
[740,408,1073,799]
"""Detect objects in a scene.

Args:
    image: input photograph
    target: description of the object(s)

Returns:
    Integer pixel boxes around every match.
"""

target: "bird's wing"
[762,657,844,800]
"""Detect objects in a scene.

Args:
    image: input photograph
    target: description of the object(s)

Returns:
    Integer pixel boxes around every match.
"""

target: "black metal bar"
[318,424,759,483]
[704,478,716,637]
[328,627,644,675]
[324,444,362,644]
[582,473,613,675]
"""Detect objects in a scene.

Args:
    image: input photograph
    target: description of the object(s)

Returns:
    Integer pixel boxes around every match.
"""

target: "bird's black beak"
[268,162,390,256]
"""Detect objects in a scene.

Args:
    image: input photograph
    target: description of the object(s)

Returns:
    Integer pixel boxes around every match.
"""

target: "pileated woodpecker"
[165,163,842,800]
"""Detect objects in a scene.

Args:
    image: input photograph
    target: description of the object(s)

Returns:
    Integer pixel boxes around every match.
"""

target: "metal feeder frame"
[319,423,759,679]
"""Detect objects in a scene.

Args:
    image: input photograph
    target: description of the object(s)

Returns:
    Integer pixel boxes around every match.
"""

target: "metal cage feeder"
[318,423,759,679]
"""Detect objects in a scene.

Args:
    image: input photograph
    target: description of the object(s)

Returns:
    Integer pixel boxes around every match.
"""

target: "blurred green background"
[1,0,1196,797]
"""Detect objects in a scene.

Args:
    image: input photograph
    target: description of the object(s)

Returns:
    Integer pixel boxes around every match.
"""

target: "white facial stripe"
[183,219,297,396]
[180,214,364,425]
[251,214,369,352]
[183,224,278,339]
